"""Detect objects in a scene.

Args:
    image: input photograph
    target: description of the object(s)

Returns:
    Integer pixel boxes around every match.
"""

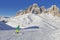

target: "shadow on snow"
[0,21,39,30]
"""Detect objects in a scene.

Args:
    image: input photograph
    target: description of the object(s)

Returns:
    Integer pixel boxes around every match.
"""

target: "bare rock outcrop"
[16,3,60,17]
[47,5,60,16]
[40,6,46,13]
[16,3,41,16]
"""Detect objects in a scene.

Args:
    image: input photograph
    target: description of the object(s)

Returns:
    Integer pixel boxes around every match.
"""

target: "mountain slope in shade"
[0,21,15,30]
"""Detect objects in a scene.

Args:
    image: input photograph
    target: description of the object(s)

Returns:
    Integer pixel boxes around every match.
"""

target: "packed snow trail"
[0,28,55,40]
[0,13,60,40]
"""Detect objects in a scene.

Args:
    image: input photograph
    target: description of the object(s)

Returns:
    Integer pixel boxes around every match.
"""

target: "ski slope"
[0,25,60,40]
[0,24,57,40]
[6,13,60,29]
[6,13,42,28]
[0,13,60,40]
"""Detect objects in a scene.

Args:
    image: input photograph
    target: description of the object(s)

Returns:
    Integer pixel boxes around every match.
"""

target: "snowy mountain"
[0,3,60,40]
[6,13,41,28]
[6,3,60,29]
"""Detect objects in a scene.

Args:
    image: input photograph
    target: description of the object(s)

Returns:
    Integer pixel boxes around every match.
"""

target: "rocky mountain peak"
[16,3,60,17]
[47,5,60,16]
[51,5,59,11]
[16,3,41,16]
[40,6,46,13]
[32,3,38,8]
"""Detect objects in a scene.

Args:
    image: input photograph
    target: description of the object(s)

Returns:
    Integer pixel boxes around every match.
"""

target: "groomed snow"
[0,13,60,40]
[6,13,42,28]
[6,13,60,29]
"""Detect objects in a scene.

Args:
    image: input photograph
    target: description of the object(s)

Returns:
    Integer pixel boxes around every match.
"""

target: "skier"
[16,25,20,33]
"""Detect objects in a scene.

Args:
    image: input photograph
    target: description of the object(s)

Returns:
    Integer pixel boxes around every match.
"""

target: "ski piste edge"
[19,26,39,30]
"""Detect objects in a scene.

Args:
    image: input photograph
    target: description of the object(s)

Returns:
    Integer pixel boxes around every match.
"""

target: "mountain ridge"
[16,3,60,17]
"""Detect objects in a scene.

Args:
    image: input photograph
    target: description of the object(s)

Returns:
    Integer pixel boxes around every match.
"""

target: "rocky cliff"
[16,3,60,17]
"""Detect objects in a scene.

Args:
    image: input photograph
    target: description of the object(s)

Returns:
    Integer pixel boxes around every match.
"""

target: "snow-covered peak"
[15,3,60,17]
[16,3,41,16]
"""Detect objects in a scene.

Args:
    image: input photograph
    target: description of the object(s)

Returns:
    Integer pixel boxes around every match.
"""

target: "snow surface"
[6,13,60,29]
[0,13,60,40]
[6,13,42,28]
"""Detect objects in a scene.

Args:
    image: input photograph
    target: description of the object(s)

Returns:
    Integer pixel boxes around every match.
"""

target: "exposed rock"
[16,10,23,16]
[47,5,60,16]
[40,6,46,13]
[26,3,41,14]
[16,12,19,16]
[31,3,41,14]
[27,5,32,13]
[16,3,60,17]
[16,3,41,16]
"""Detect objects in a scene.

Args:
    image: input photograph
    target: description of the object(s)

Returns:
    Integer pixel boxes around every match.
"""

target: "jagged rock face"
[48,5,60,16]
[32,3,40,14]
[40,6,46,13]
[27,3,41,14]
[16,3,41,16]
[27,5,32,13]
[27,4,46,14]
[16,13,20,16]
[16,10,23,16]
[16,4,60,17]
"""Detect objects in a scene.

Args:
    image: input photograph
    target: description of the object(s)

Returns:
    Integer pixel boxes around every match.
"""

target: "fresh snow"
[0,13,60,40]
[6,13,42,28]
[6,13,60,29]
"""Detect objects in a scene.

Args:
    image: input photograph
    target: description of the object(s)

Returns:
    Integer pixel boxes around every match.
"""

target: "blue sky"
[0,0,60,16]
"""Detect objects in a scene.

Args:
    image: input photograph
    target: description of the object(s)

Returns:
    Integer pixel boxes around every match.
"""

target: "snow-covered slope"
[39,13,60,29]
[1,3,60,40]
[6,12,60,30]
[6,13,42,28]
